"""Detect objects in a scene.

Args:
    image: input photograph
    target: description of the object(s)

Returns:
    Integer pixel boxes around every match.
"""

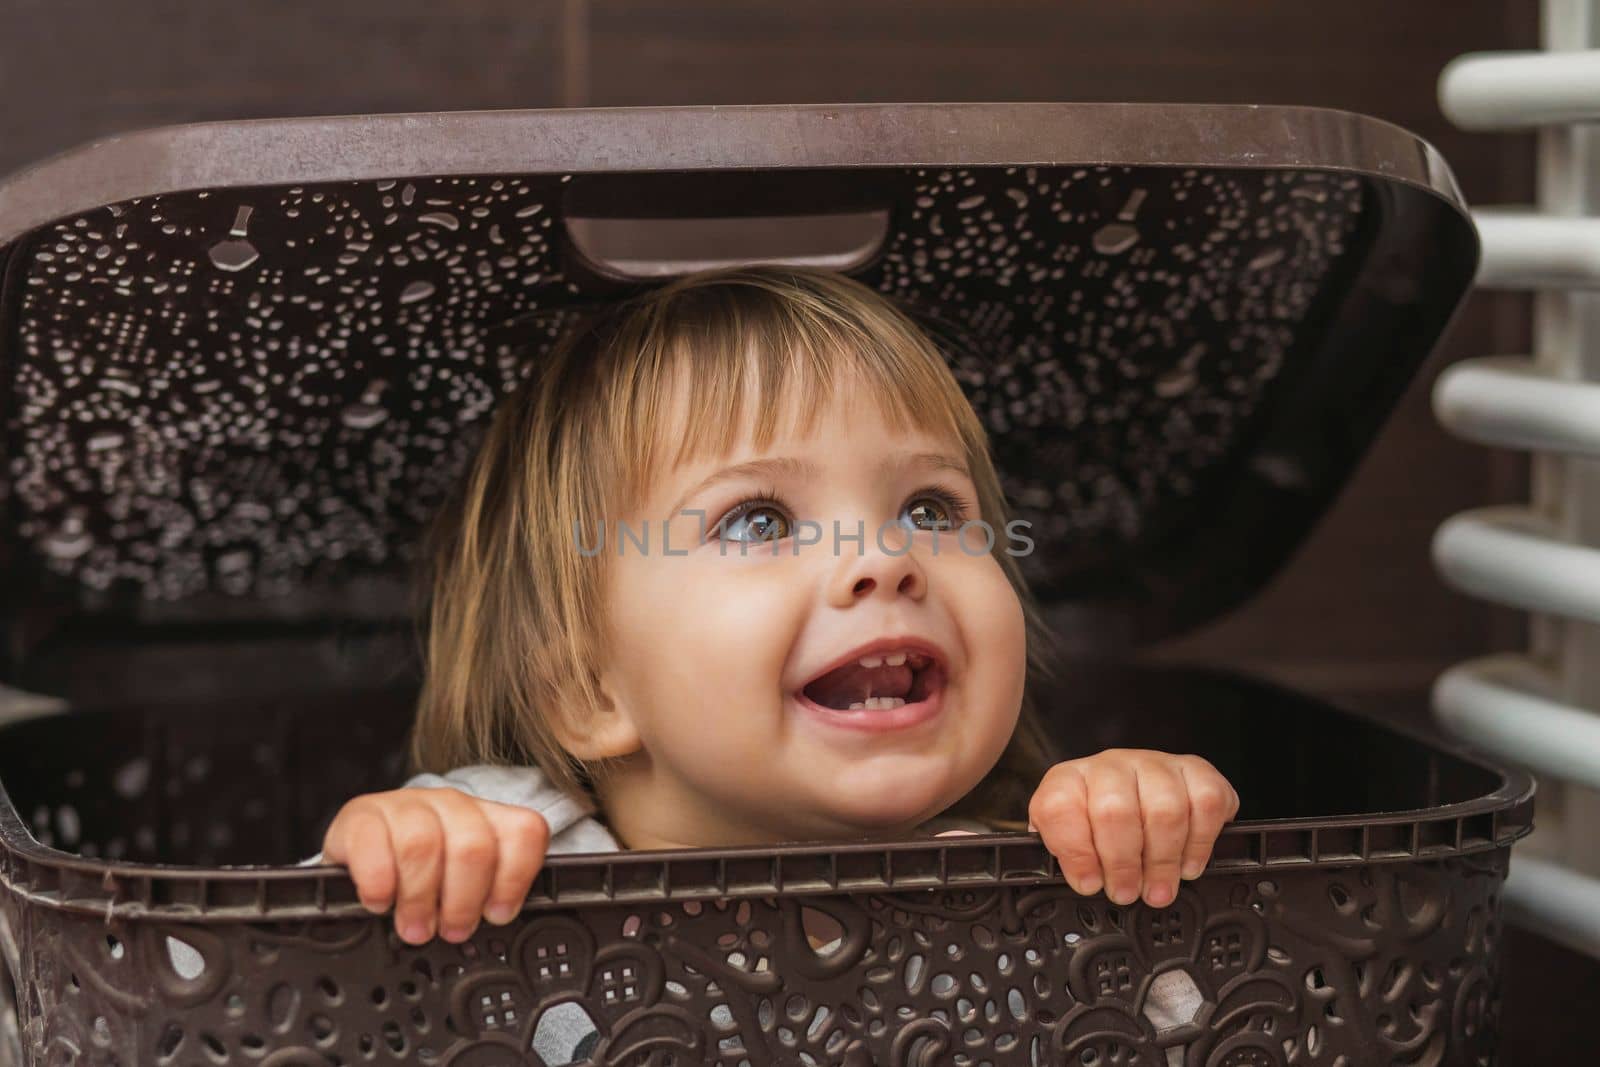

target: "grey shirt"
[301,763,619,865]
[401,764,622,853]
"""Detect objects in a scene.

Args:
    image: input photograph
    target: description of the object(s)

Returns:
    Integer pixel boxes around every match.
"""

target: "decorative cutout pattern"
[4,167,1363,603]
[0,853,1509,1065]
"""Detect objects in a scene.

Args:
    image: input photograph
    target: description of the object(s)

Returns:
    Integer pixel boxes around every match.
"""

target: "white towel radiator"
[1435,0,1600,959]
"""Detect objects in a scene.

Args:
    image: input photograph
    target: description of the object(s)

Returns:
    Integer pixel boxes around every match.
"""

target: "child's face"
[588,365,1028,847]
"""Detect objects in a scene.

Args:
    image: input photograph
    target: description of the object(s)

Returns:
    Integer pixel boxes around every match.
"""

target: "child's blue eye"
[902,496,954,531]
[901,487,970,531]
[709,484,973,545]
[715,502,792,543]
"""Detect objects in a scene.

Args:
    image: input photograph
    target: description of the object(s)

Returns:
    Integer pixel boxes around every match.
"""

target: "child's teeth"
[858,651,920,669]
[854,696,908,711]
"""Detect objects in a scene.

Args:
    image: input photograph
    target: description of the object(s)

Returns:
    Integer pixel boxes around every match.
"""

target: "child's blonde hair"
[411,264,1061,827]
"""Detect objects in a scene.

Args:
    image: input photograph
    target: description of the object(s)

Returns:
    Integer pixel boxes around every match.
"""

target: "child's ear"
[555,666,643,762]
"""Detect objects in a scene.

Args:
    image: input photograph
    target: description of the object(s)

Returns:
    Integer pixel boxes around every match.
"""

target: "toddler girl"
[319,264,1239,948]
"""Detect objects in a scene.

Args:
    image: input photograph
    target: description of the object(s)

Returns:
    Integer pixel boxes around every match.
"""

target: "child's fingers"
[1028,767,1102,896]
[387,798,447,945]
[1083,760,1144,907]
[428,791,501,944]
[481,804,550,926]
[323,801,398,914]
[1177,758,1240,880]
[1134,765,1190,909]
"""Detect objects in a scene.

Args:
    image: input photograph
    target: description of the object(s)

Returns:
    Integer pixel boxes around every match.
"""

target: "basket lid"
[0,103,1478,655]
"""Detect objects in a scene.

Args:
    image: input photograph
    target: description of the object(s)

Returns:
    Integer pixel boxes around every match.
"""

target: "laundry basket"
[0,103,1531,1066]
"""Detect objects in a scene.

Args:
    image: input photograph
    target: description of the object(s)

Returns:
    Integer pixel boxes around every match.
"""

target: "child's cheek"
[647,554,802,737]
[964,563,1029,768]
[966,560,1028,696]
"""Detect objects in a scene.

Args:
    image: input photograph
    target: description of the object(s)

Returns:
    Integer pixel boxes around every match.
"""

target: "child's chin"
[819,777,960,832]
[799,752,983,832]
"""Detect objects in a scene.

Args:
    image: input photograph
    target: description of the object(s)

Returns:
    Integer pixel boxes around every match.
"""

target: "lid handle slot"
[563,209,890,281]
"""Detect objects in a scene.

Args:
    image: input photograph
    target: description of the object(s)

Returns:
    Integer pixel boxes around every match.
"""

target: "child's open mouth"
[794,641,948,731]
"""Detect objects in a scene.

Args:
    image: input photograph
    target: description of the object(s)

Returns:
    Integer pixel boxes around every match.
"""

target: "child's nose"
[828,528,928,607]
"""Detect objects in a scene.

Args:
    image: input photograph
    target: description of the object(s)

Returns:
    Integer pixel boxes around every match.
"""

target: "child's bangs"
[613,302,981,500]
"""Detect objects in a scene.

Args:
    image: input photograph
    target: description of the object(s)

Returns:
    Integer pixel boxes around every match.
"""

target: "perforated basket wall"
[0,667,1534,1067]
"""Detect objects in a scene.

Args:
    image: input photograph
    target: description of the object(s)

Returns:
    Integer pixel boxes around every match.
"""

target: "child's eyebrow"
[665,452,970,518]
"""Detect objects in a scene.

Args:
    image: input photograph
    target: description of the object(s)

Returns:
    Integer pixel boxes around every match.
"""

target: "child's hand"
[321,787,551,945]
[1027,750,1239,909]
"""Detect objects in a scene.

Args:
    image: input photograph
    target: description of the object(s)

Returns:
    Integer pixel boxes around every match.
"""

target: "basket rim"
[0,101,1467,251]
[0,684,1535,924]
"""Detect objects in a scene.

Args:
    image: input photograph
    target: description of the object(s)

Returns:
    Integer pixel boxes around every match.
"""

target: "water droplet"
[399,280,436,305]
[418,212,458,232]
[113,758,151,798]
[341,381,390,429]
[217,550,251,575]
[167,937,206,980]
[45,518,93,561]
[1251,453,1309,491]
[1248,248,1286,272]
[1092,223,1139,255]
[1116,189,1148,221]
[209,206,260,272]
[1155,369,1196,398]
[1091,188,1149,255]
